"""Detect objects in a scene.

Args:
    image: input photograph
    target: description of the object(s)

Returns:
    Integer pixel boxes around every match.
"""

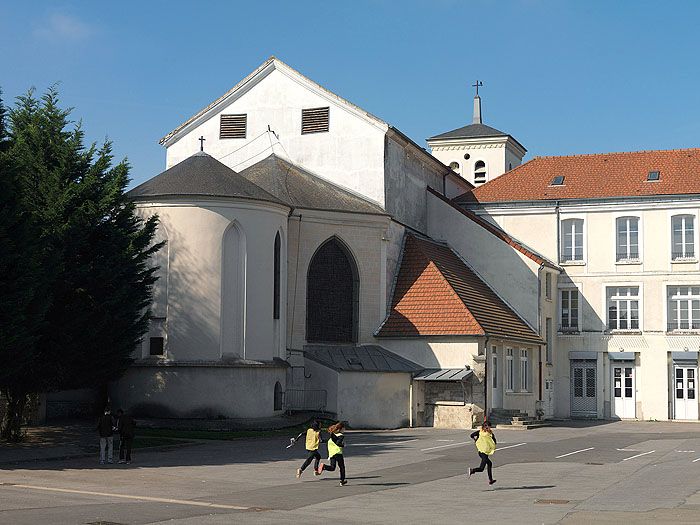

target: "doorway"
[611,363,635,419]
[673,365,698,420]
[571,359,597,418]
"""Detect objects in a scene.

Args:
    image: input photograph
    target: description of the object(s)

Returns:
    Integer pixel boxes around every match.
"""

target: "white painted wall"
[164,68,388,207]
[474,198,700,420]
[379,339,480,369]
[337,371,411,429]
[136,198,289,362]
[286,210,391,349]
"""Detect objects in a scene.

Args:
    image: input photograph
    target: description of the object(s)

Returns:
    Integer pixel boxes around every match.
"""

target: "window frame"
[474,160,487,184]
[559,287,580,332]
[666,285,700,332]
[606,285,642,332]
[519,349,529,392]
[615,215,641,263]
[559,217,586,264]
[505,348,514,392]
[671,213,697,262]
[544,272,552,300]
[545,317,553,364]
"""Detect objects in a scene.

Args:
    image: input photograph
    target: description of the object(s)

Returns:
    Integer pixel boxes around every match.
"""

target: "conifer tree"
[0,88,163,441]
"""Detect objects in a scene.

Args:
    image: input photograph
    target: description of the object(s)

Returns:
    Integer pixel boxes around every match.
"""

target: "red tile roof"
[376,234,543,344]
[428,187,559,270]
[458,148,700,204]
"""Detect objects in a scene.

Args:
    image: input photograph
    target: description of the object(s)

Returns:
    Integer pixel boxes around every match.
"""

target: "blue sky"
[2,1,699,188]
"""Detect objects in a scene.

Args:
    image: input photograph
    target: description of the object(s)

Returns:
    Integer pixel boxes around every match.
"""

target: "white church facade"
[108,57,700,428]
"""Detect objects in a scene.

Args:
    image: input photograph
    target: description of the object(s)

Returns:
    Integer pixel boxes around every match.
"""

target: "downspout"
[555,201,561,264]
[409,381,413,428]
[484,337,490,422]
[538,263,545,402]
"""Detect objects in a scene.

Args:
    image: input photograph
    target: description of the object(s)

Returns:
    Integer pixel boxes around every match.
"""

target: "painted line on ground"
[555,447,594,459]
[677,450,696,453]
[351,439,419,446]
[692,457,700,463]
[622,450,655,461]
[616,448,640,452]
[421,441,525,452]
[0,483,253,510]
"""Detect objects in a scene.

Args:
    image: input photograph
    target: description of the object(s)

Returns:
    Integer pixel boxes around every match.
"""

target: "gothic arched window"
[273,232,281,320]
[274,381,283,411]
[306,237,359,343]
[474,160,487,184]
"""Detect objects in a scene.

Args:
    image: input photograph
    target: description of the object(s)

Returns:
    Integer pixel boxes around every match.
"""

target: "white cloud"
[34,13,93,41]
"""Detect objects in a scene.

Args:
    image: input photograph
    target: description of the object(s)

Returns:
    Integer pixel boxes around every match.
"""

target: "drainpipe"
[484,337,490,423]
[555,201,561,263]
[409,381,413,428]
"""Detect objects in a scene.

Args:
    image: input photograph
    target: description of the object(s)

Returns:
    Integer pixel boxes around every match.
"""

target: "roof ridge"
[532,147,700,160]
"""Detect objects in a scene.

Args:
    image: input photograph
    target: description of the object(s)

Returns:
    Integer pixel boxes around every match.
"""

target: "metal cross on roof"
[472,80,483,97]
[198,135,206,152]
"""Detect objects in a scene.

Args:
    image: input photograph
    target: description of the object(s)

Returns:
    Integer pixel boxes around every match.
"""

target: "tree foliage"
[0,87,163,441]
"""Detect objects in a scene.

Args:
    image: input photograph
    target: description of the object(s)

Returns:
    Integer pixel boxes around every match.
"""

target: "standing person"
[295,420,323,478]
[316,421,347,486]
[96,407,114,465]
[116,409,136,464]
[468,420,497,485]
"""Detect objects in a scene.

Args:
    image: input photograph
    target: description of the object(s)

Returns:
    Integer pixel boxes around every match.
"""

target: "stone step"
[495,422,551,430]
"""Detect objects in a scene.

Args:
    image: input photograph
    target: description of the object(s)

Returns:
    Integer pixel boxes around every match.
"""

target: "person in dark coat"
[96,407,114,464]
[116,408,136,464]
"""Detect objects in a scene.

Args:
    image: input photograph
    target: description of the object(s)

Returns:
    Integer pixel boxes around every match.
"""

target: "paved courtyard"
[2,421,700,524]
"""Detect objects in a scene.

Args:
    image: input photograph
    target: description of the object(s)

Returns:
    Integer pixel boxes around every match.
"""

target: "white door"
[674,366,699,420]
[612,364,635,419]
[544,378,554,418]
[491,354,502,408]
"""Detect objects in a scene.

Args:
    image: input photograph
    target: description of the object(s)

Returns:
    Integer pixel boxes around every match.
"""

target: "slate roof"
[427,188,560,270]
[413,368,473,381]
[460,148,700,204]
[427,123,527,152]
[128,152,286,205]
[239,154,387,215]
[375,234,543,345]
[304,344,422,373]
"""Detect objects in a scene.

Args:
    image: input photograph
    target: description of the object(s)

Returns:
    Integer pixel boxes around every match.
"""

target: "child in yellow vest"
[468,420,497,485]
[316,421,347,486]
[296,420,323,478]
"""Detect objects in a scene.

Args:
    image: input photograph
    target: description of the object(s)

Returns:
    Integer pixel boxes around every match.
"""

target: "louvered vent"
[301,107,330,134]
[220,114,247,139]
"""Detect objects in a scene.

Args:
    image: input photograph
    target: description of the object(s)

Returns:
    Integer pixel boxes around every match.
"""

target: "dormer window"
[550,176,565,186]
[474,160,487,184]
[302,107,330,134]
[647,170,660,181]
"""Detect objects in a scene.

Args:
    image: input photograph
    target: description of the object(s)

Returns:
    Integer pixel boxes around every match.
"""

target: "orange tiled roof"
[459,148,700,204]
[376,234,543,344]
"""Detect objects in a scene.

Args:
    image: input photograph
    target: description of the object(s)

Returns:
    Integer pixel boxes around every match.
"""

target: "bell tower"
[427,82,526,186]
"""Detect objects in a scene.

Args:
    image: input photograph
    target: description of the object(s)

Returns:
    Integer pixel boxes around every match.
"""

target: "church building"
[110,56,700,428]
[111,57,548,429]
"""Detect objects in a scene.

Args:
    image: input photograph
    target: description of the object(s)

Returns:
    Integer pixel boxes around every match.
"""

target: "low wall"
[109,362,287,419]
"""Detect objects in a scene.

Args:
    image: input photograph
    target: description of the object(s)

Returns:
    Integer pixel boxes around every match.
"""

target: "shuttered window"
[220,114,247,139]
[301,107,330,134]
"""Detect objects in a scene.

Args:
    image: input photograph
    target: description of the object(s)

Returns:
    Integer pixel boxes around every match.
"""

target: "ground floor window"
[519,349,529,391]
[506,349,514,391]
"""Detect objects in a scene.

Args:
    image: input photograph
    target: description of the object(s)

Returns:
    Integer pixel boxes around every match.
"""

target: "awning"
[608,351,635,361]
[413,368,473,381]
[671,351,699,363]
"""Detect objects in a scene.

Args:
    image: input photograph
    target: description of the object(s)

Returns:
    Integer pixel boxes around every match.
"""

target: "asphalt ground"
[2,421,700,524]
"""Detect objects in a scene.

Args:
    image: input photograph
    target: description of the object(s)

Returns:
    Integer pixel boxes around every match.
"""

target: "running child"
[467,420,497,485]
[316,421,347,486]
[295,420,323,478]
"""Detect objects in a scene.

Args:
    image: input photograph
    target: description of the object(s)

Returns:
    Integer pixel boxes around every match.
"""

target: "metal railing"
[616,251,640,262]
[672,251,696,260]
[667,321,700,332]
[283,389,327,412]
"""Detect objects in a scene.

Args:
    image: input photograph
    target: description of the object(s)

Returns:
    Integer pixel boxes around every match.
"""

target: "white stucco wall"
[136,198,289,362]
[475,198,700,420]
[428,137,525,186]
[110,364,287,418]
[337,371,411,429]
[379,339,480,369]
[427,192,542,330]
[164,67,388,207]
[286,210,391,349]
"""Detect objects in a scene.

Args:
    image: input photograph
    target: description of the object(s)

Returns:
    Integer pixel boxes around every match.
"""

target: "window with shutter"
[301,107,330,134]
[220,114,247,139]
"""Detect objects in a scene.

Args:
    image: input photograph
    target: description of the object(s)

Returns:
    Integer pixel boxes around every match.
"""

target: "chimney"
[473,95,482,124]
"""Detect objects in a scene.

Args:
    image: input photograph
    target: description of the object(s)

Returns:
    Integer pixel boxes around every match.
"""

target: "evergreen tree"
[0,88,163,441]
